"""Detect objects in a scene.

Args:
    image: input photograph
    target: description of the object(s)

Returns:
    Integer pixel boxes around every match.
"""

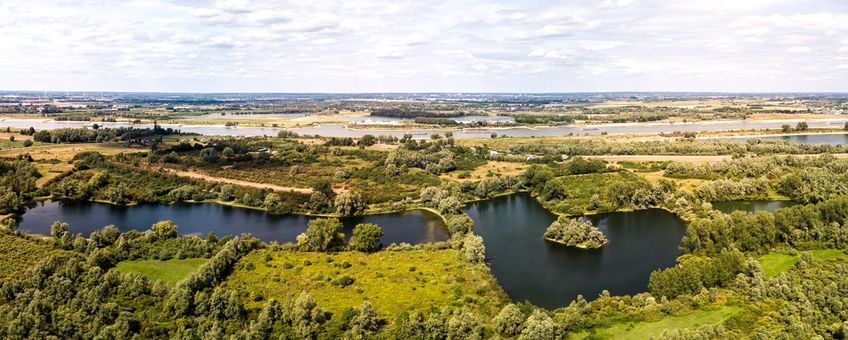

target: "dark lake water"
[19,200,449,245]
[464,193,686,309]
[712,200,797,214]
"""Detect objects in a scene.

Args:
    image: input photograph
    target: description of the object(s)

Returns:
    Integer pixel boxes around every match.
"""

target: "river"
[2,117,847,139]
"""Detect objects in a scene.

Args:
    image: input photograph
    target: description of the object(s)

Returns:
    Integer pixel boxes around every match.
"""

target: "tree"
[222,147,235,158]
[463,233,486,263]
[8,135,14,142]
[305,218,346,251]
[348,223,383,252]
[345,301,380,339]
[447,309,483,340]
[796,121,808,131]
[335,191,365,216]
[263,192,290,214]
[519,310,558,340]
[22,140,33,147]
[445,214,473,236]
[543,217,607,249]
[90,225,121,248]
[151,220,178,239]
[438,196,464,214]
[311,179,334,197]
[358,134,376,146]
[219,185,235,201]
[200,147,219,163]
[291,291,329,339]
[494,304,526,337]
[782,124,792,133]
[50,221,69,239]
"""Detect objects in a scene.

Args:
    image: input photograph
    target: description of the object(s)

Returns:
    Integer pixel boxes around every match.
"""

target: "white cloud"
[0,0,846,92]
[786,46,812,53]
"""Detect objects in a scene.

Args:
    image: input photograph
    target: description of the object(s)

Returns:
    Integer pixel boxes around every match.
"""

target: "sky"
[0,0,847,93]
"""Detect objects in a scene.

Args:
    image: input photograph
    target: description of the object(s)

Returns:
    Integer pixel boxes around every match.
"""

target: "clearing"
[114,258,208,284]
[757,249,847,278]
[569,305,742,339]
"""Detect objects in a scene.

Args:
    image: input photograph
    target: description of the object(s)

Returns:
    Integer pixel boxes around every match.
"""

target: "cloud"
[0,0,846,92]
[786,46,812,53]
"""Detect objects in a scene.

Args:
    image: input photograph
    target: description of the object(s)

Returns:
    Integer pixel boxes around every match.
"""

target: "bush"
[348,223,383,252]
[305,218,346,251]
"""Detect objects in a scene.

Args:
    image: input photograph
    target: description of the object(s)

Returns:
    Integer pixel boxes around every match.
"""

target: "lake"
[21,196,691,309]
[19,200,449,245]
[464,193,686,309]
[712,200,797,214]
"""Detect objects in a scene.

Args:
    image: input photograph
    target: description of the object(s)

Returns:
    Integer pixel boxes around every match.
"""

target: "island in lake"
[543,216,609,249]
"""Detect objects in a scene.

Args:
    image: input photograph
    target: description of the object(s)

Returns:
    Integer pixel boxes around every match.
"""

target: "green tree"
[519,310,558,340]
[305,218,346,251]
[291,291,329,339]
[200,147,219,163]
[463,233,486,263]
[348,223,383,252]
[151,220,178,239]
[345,300,380,339]
[494,304,526,337]
[335,191,366,216]
[50,221,69,239]
[796,121,808,131]
[222,147,235,158]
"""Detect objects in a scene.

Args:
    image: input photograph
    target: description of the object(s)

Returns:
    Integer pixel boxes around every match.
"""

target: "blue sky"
[1,0,846,92]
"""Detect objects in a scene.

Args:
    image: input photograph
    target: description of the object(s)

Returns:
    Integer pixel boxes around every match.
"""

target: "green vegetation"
[0,233,66,280]
[220,249,507,318]
[570,305,742,340]
[538,171,651,214]
[757,249,847,278]
[114,258,208,284]
[757,253,798,278]
[544,217,607,249]
[8,123,848,338]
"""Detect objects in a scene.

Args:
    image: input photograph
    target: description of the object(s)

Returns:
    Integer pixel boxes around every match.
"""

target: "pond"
[464,193,686,309]
[712,200,797,214]
[18,200,449,245]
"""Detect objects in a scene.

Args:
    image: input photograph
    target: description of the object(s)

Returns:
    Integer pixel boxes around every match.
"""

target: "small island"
[543,216,608,249]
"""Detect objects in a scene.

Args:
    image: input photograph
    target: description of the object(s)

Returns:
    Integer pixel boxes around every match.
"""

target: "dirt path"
[162,168,317,194]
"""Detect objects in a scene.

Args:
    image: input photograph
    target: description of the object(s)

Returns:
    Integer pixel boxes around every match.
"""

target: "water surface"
[3,117,846,138]
[464,193,686,309]
[19,200,449,244]
[712,200,797,214]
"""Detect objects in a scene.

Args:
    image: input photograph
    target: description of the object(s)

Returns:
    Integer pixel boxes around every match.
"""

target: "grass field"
[0,234,67,281]
[114,258,208,284]
[221,249,507,319]
[569,305,742,339]
[758,249,847,278]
